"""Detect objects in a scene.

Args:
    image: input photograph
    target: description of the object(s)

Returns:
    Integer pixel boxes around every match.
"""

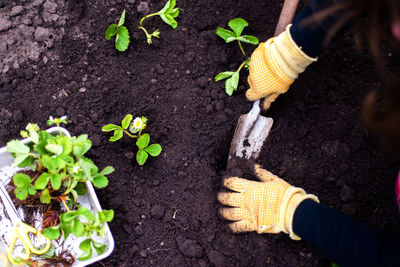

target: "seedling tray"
[0,127,114,266]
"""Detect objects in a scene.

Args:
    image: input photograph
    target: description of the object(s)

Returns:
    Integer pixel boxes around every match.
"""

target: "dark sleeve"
[289,0,352,58]
[293,199,400,267]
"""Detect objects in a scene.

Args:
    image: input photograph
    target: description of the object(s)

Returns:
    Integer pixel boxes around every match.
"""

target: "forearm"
[293,199,400,267]
[290,0,352,57]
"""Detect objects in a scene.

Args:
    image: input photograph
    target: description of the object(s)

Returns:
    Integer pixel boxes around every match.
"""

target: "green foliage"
[216,18,259,45]
[136,134,162,165]
[102,114,162,166]
[43,208,113,260]
[215,18,259,96]
[105,9,130,52]
[7,117,115,262]
[158,0,180,29]
[138,0,180,44]
[7,118,114,202]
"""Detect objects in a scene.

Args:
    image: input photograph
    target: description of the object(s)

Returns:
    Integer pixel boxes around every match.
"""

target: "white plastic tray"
[0,127,114,266]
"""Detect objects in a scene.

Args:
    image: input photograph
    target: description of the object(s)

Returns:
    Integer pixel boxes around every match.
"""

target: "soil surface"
[0,0,399,266]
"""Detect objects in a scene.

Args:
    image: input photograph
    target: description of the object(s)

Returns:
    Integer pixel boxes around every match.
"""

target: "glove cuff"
[270,24,318,80]
[279,186,319,240]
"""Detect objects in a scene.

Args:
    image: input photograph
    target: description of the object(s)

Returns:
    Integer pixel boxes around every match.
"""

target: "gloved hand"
[218,164,319,240]
[246,25,317,110]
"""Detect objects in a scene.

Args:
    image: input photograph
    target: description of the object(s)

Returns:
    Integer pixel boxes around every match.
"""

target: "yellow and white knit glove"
[246,25,317,110]
[218,164,319,240]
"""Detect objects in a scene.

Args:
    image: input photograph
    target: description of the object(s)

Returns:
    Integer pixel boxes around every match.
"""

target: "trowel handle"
[250,0,299,114]
[274,0,300,36]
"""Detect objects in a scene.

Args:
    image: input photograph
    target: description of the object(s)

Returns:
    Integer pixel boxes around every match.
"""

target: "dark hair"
[349,0,400,151]
[318,0,400,151]
[362,76,400,151]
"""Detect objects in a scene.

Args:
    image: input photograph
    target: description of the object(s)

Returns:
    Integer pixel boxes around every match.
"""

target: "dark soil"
[0,0,399,266]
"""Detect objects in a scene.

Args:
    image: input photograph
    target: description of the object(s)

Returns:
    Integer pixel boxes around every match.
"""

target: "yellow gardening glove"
[218,164,319,240]
[246,25,317,110]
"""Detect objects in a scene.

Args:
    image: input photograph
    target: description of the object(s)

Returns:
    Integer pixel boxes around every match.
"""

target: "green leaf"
[144,144,162,157]
[105,24,118,40]
[77,207,95,222]
[215,27,236,42]
[136,134,150,150]
[40,189,51,204]
[29,130,39,144]
[228,18,248,36]
[115,26,130,52]
[27,184,36,195]
[73,140,92,158]
[78,249,93,261]
[45,144,63,156]
[76,134,89,142]
[215,71,235,82]
[121,114,133,130]
[71,189,78,201]
[51,173,62,190]
[109,129,123,142]
[160,14,178,29]
[78,239,93,260]
[75,183,87,195]
[159,0,176,14]
[100,166,114,176]
[61,223,71,240]
[101,209,114,222]
[92,175,108,188]
[34,173,50,189]
[101,124,121,132]
[14,154,29,166]
[72,218,84,236]
[136,150,148,165]
[118,10,126,27]
[42,155,58,173]
[237,35,259,45]
[14,187,28,201]
[17,156,32,169]
[170,7,179,18]
[80,239,92,252]
[58,136,72,155]
[61,211,77,223]
[225,72,240,96]
[7,140,30,154]
[92,241,106,255]
[13,173,31,187]
[43,226,60,240]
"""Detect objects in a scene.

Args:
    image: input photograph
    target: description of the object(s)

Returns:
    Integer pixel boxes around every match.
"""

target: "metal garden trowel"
[227,0,299,166]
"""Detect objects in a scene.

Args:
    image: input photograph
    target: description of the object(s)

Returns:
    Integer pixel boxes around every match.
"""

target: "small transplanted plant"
[105,9,130,52]
[102,114,162,165]
[215,18,259,96]
[138,0,179,44]
[6,116,114,263]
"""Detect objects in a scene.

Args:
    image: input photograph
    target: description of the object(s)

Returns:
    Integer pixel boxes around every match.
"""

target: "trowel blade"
[228,114,273,162]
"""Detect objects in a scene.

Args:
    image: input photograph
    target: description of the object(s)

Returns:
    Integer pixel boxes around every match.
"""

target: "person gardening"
[218,0,400,266]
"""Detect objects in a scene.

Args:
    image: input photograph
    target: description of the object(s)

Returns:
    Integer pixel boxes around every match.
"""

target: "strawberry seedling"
[102,114,162,165]
[215,18,259,96]
[138,0,179,44]
[6,116,115,262]
[105,9,130,52]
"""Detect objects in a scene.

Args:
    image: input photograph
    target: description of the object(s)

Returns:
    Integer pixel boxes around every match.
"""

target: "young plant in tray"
[138,0,180,44]
[215,18,259,96]
[105,9,130,52]
[102,114,162,165]
[6,116,114,263]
